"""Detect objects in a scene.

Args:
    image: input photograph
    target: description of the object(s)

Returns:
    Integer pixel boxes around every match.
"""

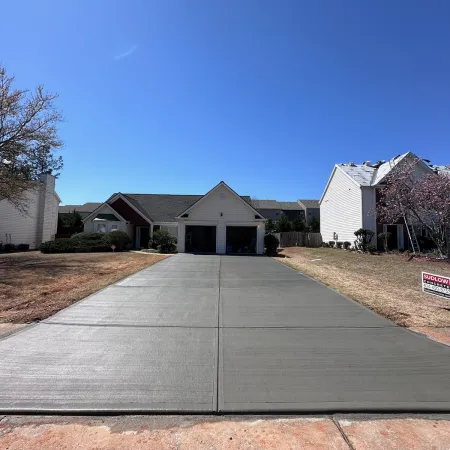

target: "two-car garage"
[185,225,258,254]
[176,182,266,255]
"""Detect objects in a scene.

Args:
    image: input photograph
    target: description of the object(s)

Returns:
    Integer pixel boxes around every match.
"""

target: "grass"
[0,251,168,323]
[274,248,450,328]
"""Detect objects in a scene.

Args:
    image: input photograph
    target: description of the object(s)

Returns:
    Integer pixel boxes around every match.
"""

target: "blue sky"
[2,0,450,204]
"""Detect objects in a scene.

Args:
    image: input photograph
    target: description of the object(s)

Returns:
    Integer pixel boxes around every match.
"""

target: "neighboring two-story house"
[320,152,449,250]
[0,173,60,249]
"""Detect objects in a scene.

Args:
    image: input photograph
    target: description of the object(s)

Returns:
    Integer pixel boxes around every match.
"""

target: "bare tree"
[376,157,450,257]
[0,65,63,211]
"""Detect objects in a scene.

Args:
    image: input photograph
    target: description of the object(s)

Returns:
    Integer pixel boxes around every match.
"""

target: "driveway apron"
[0,254,450,413]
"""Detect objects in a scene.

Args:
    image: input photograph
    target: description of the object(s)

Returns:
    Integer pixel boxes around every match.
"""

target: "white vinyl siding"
[0,174,59,249]
[83,204,127,233]
[320,167,363,244]
[154,223,178,238]
[177,183,265,254]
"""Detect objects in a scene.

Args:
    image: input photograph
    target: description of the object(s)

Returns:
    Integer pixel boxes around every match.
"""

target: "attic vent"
[219,193,226,199]
[182,213,189,218]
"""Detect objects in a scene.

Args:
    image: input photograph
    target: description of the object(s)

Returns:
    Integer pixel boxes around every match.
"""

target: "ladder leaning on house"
[404,219,421,254]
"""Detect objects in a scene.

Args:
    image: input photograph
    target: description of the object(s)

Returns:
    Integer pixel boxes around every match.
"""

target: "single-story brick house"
[82,181,267,254]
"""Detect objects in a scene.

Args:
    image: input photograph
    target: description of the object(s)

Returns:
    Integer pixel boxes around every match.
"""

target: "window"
[110,224,118,231]
[96,223,107,233]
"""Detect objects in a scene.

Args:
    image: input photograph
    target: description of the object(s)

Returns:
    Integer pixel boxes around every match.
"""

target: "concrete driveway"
[0,254,450,413]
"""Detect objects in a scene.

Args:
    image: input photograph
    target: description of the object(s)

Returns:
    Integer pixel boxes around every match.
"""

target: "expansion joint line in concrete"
[331,417,355,450]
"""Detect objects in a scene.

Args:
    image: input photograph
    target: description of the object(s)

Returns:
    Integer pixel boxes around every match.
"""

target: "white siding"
[83,204,127,233]
[188,185,256,223]
[320,167,363,244]
[156,223,178,238]
[0,191,40,248]
[0,174,59,249]
[179,183,264,254]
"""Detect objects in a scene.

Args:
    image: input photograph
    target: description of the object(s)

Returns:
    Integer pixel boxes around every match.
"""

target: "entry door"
[137,227,150,249]
[383,224,404,250]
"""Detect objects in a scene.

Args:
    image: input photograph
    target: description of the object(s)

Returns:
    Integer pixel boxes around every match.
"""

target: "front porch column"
[177,220,185,253]
[257,222,266,255]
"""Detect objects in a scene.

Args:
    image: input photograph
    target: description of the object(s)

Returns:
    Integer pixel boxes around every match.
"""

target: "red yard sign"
[111,245,116,252]
[422,272,450,299]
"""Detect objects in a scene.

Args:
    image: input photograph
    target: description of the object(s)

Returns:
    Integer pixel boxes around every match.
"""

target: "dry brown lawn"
[275,248,450,328]
[0,251,167,323]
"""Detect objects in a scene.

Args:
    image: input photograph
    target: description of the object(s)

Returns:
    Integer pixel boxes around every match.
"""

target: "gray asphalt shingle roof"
[118,193,255,222]
[251,200,302,210]
[298,200,320,209]
[122,194,204,222]
[59,202,102,214]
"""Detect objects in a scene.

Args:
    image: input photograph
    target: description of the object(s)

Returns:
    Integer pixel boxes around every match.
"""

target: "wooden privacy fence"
[274,232,322,248]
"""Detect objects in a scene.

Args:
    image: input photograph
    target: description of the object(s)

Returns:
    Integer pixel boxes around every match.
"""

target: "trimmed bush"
[264,233,279,255]
[328,241,335,248]
[321,242,330,248]
[17,243,30,251]
[3,243,16,252]
[102,230,130,251]
[354,228,375,252]
[70,232,105,243]
[149,229,177,253]
[367,244,377,254]
[336,241,343,249]
[343,241,351,250]
[40,230,128,253]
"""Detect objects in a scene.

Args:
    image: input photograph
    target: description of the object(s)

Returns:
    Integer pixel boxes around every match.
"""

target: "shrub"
[321,242,329,248]
[336,241,343,249]
[264,233,279,255]
[377,232,391,252]
[40,231,116,253]
[3,243,16,252]
[150,229,177,253]
[17,243,30,251]
[328,241,335,248]
[69,232,110,251]
[102,230,130,251]
[343,241,351,250]
[354,228,375,251]
[367,244,377,254]
[70,232,105,242]
[41,239,72,253]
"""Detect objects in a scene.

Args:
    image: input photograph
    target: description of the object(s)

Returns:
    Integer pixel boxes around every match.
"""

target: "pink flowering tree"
[376,157,450,257]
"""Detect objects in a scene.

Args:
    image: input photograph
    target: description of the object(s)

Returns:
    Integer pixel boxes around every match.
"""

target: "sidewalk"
[1,415,449,449]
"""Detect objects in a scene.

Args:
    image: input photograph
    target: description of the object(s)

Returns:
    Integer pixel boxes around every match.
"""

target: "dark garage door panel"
[185,226,216,253]
[226,226,257,253]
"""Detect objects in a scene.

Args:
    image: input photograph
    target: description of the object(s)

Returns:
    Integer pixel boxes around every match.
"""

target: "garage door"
[185,226,217,253]
[226,226,257,254]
